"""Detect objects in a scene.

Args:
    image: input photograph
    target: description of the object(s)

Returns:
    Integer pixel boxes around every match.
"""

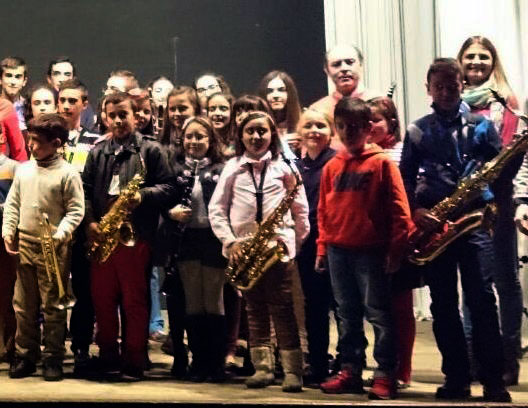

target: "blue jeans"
[424,229,504,387]
[149,266,165,334]
[327,245,396,376]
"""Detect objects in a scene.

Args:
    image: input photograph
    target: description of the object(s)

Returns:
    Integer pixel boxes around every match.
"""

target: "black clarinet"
[161,160,199,296]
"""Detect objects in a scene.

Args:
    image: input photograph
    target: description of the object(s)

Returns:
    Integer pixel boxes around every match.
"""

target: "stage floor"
[0,321,526,406]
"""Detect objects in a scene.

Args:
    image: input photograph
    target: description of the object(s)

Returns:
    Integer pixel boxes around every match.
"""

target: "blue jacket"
[400,103,501,211]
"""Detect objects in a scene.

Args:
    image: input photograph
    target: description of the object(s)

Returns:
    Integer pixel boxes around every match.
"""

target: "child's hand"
[314,255,327,273]
[228,241,244,264]
[413,208,441,230]
[168,205,192,223]
[515,204,528,236]
[86,222,103,243]
[52,230,69,245]
[4,236,19,256]
[127,192,142,210]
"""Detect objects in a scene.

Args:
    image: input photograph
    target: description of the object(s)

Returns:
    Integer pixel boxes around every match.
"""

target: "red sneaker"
[320,369,364,394]
[368,376,397,400]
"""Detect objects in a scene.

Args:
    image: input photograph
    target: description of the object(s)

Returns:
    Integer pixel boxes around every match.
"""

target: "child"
[209,110,310,392]
[1,57,28,135]
[26,84,57,121]
[82,91,174,380]
[258,70,301,137]
[57,78,100,374]
[160,86,200,160]
[0,97,27,162]
[295,108,336,386]
[2,113,84,381]
[129,88,154,136]
[367,96,415,388]
[161,116,226,382]
[103,69,139,95]
[399,58,510,402]
[194,72,232,112]
[206,92,235,159]
[317,98,412,399]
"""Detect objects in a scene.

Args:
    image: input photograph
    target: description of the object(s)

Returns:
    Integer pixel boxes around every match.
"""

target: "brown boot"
[246,346,274,388]
[280,349,303,392]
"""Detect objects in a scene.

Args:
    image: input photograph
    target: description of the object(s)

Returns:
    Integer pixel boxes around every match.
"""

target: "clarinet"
[161,159,199,296]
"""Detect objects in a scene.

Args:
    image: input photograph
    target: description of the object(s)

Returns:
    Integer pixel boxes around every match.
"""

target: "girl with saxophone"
[159,116,226,382]
[209,111,309,392]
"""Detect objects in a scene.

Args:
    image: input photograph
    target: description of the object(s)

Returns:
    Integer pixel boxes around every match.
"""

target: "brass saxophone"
[39,211,75,310]
[226,157,302,291]
[87,163,146,264]
[409,129,528,265]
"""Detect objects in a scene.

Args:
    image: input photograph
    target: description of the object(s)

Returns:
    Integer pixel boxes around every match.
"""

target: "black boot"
[207,314,227,382]
[186,315,207,382]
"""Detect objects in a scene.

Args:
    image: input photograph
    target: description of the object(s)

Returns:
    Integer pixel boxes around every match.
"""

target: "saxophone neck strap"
[247,161,268,223]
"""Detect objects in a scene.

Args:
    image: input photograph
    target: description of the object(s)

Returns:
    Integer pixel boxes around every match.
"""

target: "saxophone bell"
[118,221,136,247]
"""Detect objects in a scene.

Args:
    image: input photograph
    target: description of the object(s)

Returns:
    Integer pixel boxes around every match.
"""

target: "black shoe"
[73,351,91,375]
[121,366,144,381]
[503,361,520,386]
[170,361,188,380]
[9,358,36,379]
[435,383,471,400]
[483,386,512,402]
[43,363,63,381]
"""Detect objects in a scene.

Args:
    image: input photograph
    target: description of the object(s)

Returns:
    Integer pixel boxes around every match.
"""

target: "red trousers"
[392,289,415,383]
[91,241,150,370]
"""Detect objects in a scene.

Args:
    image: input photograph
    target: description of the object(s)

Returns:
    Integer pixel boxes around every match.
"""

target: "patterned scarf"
[461,78,497,109]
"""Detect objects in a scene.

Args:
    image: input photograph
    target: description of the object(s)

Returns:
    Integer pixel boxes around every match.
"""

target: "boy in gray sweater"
[2,113,84,381]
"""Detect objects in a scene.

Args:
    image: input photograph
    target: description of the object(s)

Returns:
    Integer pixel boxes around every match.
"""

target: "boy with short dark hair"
[82,91,174,380]
[1,57,28,134]
[58,78,99,374]
[317,98,413,399]
[400,57,510,402]
[2,113,84,381]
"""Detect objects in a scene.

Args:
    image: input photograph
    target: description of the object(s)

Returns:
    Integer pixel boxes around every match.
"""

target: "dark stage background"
[0,0,327,108]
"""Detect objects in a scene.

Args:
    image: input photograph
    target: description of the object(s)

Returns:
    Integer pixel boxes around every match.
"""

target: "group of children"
[0,46,519,403]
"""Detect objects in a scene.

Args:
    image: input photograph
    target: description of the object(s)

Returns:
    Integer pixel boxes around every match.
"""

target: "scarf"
[461,78,497,109]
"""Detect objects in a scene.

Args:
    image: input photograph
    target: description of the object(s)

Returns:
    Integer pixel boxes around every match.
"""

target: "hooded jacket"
[316,144,413,263]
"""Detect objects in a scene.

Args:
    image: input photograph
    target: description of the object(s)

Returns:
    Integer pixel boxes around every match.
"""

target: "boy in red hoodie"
[317,98,413,399]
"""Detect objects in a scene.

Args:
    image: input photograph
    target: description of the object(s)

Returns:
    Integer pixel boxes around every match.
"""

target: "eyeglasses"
[196,84,221,95]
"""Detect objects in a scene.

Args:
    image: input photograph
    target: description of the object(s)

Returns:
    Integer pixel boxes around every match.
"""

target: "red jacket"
[317,145,413,264]
[0,99,27,162]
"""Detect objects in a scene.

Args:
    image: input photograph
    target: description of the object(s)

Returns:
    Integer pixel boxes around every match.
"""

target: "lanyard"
[247,161,268,223]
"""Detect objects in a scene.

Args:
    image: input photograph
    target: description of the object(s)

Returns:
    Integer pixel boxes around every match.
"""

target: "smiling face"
[196,75,221,109]
[135,98,152,131]
[368,107,391,145]
[183,121,210,160]
[461,43,494,87]
[168,94,195,130]
[241,117,272,160]
[266,76,288,112]
[31,88,56,118]
[325,45,362,96]
[105,100,136,139]
[207,94,231,130]
[1,66,27,100]
[298,110,331,153]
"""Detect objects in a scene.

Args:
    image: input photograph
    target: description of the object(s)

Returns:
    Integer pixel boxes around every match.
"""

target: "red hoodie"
[317,145,413,264]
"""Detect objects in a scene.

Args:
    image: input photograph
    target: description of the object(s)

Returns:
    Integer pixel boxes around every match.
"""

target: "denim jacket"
[400,103,501,211]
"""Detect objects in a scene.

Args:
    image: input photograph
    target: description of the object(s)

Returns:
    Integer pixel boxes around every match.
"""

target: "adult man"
[311,44,380,149]
[47,57,96,131]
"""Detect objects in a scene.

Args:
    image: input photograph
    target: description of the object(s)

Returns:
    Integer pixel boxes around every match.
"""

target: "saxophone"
[226,157,302,291]
[39,211,76,310]
[86,162,146,264]
[409,129,528,265]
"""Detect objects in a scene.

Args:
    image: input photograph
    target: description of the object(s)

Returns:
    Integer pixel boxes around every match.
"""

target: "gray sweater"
[2,154,85,243]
